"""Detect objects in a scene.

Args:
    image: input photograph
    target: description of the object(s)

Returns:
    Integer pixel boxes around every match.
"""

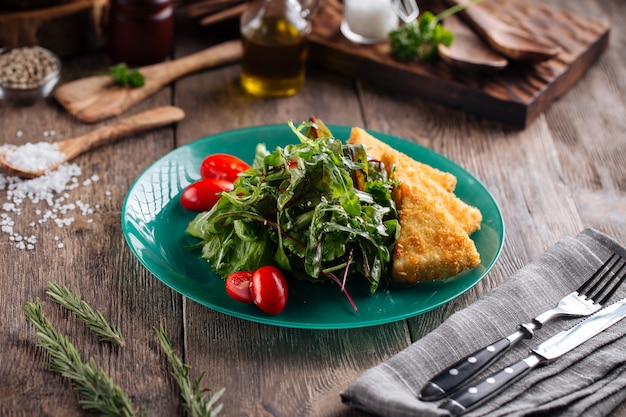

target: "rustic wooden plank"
[309,0,610,129]
[0,49,186,416]
[1,0,624,415]
[542,0,626,246]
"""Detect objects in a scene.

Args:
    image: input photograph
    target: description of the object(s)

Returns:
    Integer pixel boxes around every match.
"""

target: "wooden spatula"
[442,0,562,62]
[54,40,242,124]
[438,14,508,72]
[0,106,185,179]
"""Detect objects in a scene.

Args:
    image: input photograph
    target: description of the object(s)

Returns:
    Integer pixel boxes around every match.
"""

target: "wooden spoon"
[0,106,185,179]
[442,0,562,62]
[54,40,242,124]
[438,14,508,72]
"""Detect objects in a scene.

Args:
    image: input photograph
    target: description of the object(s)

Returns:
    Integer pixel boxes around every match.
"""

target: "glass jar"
[341,0,399,44]
[108,0,173,66]
[240,0,320,97]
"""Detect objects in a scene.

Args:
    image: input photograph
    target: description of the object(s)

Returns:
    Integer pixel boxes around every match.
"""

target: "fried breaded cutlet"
[348,128,482,285]
[349,127,458,193]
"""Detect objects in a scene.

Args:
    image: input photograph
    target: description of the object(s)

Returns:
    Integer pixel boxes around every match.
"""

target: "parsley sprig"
[389,0,485,62]
[108,63,145,87]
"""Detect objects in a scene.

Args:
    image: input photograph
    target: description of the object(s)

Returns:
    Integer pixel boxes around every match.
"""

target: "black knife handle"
[439,355,541,416]
[420,336,513,401]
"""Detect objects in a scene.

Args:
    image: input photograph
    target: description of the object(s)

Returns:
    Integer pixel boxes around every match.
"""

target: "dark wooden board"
[309,0,610,128]
[0,0,108,57]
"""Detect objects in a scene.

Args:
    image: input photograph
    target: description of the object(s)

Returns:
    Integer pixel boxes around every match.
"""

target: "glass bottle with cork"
[240,0,320,97]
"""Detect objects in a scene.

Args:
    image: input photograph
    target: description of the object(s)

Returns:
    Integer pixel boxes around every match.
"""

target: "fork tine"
[576,253,618,294]
[577,253,626,305]
[596,259,626,305]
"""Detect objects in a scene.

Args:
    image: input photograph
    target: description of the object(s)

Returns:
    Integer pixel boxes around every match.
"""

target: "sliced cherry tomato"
[180,178,233,211]
[250,266,288,315]
[200,153,251,183]
[226,271,254,303]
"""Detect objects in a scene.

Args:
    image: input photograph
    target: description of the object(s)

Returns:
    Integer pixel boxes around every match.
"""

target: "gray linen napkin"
[341,228,626,417]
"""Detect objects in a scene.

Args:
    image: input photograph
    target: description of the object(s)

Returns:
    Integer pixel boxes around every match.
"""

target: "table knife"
[438,298,626,416]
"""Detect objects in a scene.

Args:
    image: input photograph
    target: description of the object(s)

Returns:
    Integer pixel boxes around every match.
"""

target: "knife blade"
[438,298,626,416]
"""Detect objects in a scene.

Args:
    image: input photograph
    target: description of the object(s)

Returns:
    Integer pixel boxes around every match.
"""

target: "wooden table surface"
[1,0,625,416]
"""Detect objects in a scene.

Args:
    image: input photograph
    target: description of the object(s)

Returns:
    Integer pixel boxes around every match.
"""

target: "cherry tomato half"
[250,266,288,316]
[200,153,251,183]
[180,178,233,211]
[225,271,254,303]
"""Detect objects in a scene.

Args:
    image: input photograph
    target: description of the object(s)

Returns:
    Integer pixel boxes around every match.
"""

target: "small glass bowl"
[0,47,62,106]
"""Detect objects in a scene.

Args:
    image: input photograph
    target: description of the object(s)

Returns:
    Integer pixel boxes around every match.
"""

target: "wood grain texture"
[438,14,509,73]
[309,0,610,128]
[0,0,624,416]
[0,106,185,178]
[53,40,242,123]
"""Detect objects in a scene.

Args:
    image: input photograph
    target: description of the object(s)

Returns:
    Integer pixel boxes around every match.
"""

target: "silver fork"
[420,253,626,401]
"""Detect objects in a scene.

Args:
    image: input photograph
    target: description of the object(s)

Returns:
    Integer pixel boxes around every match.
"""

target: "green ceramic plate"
[122,124,504,329]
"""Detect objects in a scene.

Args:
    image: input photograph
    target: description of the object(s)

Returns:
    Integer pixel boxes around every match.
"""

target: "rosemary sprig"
[46,281,125,347]
[22,300,142,417]
[154,324,225,417]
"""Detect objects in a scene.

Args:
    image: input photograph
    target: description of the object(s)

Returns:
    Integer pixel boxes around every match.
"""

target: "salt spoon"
[0,106,185,179]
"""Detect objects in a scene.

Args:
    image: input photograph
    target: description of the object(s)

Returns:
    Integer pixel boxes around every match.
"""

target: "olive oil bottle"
[240,0,319,97]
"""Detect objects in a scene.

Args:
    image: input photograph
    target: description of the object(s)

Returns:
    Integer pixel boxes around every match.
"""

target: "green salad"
[186,120,400,304]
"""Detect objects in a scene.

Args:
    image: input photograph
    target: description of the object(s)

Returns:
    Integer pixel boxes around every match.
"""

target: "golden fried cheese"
[348,127,458,193]
[348,127,482,284]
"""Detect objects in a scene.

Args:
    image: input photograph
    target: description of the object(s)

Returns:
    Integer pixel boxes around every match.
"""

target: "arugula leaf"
[186,120,400,295]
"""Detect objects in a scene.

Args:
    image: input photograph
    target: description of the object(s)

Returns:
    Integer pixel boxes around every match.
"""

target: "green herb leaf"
[154,325,225,417]
[23,300,141,417]
[108,63,145,87]
[389,0,484,62]
[46,281,125,347]
[389,11,454,62]
[186,120,400,297]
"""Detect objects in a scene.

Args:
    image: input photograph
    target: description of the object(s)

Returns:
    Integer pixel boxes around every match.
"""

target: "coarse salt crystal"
[0,142,104,250]
[4,142,65,172]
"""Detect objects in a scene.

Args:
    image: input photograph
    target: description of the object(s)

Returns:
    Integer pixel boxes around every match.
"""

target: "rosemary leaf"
[22,300,141,417]
[46,282,125,347]
[154,324,225,417]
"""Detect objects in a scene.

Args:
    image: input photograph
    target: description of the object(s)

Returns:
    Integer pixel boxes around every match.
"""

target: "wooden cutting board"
[308,0,610,128]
